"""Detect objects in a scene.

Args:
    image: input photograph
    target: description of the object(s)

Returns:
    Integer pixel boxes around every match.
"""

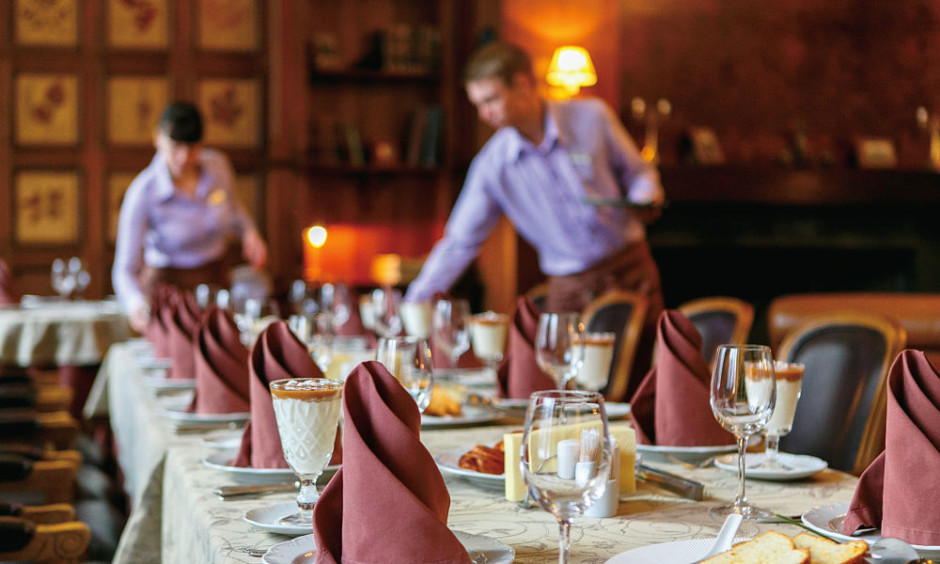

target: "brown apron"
[139,258,229,302]
[546,240,664,400]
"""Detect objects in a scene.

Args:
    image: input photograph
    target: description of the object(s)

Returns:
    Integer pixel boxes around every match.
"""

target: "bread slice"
[792,532,868,564]
[700,531,810,564]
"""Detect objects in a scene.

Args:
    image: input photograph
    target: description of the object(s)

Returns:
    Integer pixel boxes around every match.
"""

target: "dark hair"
[462,41,533,86]
[158,102,204,143]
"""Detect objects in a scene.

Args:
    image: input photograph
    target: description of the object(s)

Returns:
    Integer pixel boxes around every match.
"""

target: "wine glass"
[269,378,343,526]
[320,282,352,329]
[371,287,403,338]
[522,390,613,564]
[710,344,776,519]
[288,279,317,316]
[470,311,509,379]
[51,258,74,299]
[234,297,281,345]
[754,361,805,470]
[535,312,585,390]
[375,336,434,413]
[432,298,471,373]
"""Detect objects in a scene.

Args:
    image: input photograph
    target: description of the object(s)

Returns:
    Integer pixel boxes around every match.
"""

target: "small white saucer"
[244,502,310,536]
[801,502,940,558]
[606,537,749,564]
[200,429,244,450]
[714,452,827,481]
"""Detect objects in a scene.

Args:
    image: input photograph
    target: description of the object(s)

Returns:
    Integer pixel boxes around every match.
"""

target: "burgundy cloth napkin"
[145,285,175,358]
[843,349,940,545]
[233,321,340,468]
[163,291,203,380]
[312,361,470,564]
[191,308,251,414]
[0,259,18,306]
[629,310,733,446]
[495,296,555,398]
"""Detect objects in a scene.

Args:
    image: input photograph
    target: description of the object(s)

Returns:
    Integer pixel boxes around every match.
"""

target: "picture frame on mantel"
[108,0,169,49]
[197,78,263,148]
[196,0,259,52]
[14,0,79,47]
[14,73,80,146]
[107,76,169,146]
[14,170,81,246]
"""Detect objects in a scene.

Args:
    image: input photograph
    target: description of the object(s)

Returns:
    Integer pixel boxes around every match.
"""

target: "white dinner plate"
[606,536,748,564]
[141,374,196,390]
[490,399,631,420]
[636,443,738,464]
[158,402,250,425]
[200,429,244,450]
[136,356,172,370]
[421,404,503,428]
[203,449,340,485]
[435,447,504,490]
[801,502,940,558]
[714,452,827,481]
[244,502,311,536]
[262,530,514,564]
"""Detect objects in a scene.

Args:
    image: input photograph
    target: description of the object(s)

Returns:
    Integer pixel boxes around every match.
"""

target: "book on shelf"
[336,121,365,166]
[404,105,442,167]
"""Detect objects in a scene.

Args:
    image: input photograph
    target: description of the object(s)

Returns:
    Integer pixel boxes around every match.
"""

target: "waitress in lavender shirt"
[112,102,267,333]
[405,43,665,398]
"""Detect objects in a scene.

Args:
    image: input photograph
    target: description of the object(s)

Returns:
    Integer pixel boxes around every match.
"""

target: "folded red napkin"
[629,310,733,446]
[496,296,556,398]
[843,349,940,545]
[163,291,203,380]
[313,361,470,564]
[233,321,340,468]
[145,286,175,357]
[191,308,251,414]
[0,259,18,306]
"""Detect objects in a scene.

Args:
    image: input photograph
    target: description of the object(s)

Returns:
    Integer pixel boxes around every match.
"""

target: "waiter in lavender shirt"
[112,102,267,333]
[405,42,665,395]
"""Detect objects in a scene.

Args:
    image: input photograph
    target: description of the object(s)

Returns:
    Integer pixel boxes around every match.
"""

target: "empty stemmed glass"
[320,282,353,330]
[269,378,343,527]
[432,298,471,374]
[371,287,403,338]
[522,390,613,564]
[51,258,75,299]
[375,336,434,413]
[535,313,585,390]
[710,344,776,519]
[754,361,805,470]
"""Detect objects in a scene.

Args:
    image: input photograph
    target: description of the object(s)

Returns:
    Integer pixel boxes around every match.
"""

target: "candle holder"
[916,106,940,171]
[631,97,672,165]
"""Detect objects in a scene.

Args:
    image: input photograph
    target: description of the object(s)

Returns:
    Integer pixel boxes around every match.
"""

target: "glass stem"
[734,434,748,510]
[764,433,780,466]
[557,518,572,564]
[297,475,320,512]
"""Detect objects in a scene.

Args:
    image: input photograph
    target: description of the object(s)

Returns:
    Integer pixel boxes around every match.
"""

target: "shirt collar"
[506,102,562,162]
[151,152,214,202]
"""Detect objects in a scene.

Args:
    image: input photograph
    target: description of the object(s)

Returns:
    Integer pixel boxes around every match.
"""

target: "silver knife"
[213,483,296,499]
[636,462,705,501]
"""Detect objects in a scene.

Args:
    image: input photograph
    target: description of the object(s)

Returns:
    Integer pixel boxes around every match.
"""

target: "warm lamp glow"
[546,46,597,96]
[306,225,328,248]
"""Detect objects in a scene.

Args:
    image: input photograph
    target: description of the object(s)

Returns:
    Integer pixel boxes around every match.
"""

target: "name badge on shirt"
[207,189,227,206]
[568,151,592,166]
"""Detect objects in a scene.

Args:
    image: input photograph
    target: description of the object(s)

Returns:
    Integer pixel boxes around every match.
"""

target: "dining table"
[95,339,862,564]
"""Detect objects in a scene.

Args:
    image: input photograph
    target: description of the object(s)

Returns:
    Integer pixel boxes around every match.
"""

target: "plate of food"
[801,502,940,558]
[435,445,504,490]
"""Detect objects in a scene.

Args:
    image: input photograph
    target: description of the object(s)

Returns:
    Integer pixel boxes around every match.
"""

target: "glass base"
[709,502,772,521]
[279,510,313,527]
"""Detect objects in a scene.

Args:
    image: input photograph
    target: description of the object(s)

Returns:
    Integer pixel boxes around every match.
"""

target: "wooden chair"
[0,450,81,504]
[0,516,90,563]
[524,282,549,312]
[1,501,78,525]
[678,296,755,365]
[776,310,907,475]
[581,290,649,402]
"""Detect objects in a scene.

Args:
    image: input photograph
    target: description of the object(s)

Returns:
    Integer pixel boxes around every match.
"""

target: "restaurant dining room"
[3,0,940,562]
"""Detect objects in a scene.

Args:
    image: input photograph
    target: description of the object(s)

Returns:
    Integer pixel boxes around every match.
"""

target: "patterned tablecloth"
[0,298,130,366]
[102,340,861,564]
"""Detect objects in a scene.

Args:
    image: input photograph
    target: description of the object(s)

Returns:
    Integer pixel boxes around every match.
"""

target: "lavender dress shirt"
[112,149,256,313]
[405,98,663,302]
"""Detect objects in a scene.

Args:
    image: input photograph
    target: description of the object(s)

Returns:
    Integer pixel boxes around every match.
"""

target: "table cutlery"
[213,483,297,500]
[693,513,742,562]
[636,462,705,501]
[665,453,720,469]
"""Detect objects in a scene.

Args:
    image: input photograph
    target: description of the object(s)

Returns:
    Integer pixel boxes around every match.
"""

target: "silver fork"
[664,453,720,469]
